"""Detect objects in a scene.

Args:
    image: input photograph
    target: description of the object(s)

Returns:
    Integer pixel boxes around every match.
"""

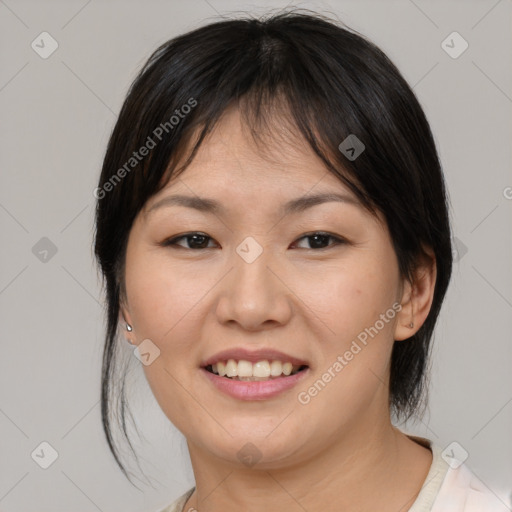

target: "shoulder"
[403,432,511,512]
[432,462,511,512]
[155,487,195,512]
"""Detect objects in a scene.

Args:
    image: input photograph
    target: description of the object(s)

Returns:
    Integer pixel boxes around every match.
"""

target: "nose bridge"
[232,235,276,298]
[215,235,291,329]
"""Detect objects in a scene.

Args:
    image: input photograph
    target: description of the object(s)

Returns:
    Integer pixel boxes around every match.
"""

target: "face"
[120,106,416,469]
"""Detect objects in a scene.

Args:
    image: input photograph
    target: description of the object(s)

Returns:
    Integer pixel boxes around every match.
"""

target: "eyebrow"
[145,192,362,218]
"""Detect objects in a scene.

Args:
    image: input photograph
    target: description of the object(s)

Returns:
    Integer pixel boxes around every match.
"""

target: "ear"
[394,246,437,341]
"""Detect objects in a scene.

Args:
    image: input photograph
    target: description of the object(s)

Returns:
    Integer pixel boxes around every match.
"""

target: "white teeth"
[217,361,226,377]
[225,359,238,377]
[208,358,304,379]
[237,360,253,377]
[270,360,282,376]
[282,362,293,376]
[253,361,270,378]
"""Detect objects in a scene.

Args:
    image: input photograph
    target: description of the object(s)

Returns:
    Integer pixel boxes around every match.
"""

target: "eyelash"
[160,231,347,251]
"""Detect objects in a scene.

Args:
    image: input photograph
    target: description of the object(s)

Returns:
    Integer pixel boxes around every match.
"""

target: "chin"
[191,424,308,470]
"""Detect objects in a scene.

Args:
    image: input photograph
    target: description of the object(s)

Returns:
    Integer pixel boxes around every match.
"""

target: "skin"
[120,105,437,511]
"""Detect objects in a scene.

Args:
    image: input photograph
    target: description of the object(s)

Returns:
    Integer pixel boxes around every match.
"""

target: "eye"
[161,232,217,250]
[292,231,346,250]
[160,231,346,251]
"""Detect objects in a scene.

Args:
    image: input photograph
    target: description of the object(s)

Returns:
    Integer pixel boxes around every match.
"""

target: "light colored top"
[156,434,511,512]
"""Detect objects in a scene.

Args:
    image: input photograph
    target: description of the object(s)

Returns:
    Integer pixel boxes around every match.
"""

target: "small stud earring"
[126,323,133,332]
[408,322,414,328]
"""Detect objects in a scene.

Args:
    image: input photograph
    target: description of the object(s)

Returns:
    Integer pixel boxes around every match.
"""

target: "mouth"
[200,356,310,400]
[203,360,309,381]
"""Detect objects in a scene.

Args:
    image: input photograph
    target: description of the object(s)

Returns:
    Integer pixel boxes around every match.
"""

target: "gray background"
[1,0,511,510]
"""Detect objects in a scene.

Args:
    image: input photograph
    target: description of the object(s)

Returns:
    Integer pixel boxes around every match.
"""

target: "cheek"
[299,255,398,345]
[125,255,206,429]
[125,248,198,339]
[295,281,398,435]
[296,255,399,417]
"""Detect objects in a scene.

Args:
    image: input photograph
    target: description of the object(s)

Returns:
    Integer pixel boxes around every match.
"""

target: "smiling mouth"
[204,359,309,381]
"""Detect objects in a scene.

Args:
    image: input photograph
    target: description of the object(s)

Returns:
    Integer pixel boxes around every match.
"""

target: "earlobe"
[394,249,437,341]
[119,308,135,343]
[394,279,415,341]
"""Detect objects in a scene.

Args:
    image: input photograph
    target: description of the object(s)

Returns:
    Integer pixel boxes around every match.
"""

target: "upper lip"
[201,348,309,367]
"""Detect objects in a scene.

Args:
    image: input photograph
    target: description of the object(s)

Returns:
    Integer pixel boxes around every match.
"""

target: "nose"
[214,241,293,332]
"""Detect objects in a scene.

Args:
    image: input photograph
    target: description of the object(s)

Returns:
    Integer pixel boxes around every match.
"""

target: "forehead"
[139,105,386,230]
[165,105,347,192]
[141,105,385,228]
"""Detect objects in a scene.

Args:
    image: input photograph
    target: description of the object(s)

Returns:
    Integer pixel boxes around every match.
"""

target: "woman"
[93,10,509,512]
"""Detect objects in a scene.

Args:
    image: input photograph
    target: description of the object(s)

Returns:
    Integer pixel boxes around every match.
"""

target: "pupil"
[190,234,208,249]
[310,234,329,249]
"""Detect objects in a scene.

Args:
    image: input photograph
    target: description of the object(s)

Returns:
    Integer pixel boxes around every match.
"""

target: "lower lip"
[200,367,310,400]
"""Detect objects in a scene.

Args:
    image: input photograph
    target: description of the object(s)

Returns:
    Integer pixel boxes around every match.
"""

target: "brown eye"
[292,232,345,250]
[161,231,346,251]
[162,232,217,250]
